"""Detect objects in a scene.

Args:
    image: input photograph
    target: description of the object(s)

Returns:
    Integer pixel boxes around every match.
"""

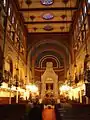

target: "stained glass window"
[40,0,53,5]
[8,7,11,16]
[3,0,6,7]
[88,0,90,3]
[84,6,87,14]
[42,13,54,20]
[43,25,53,31]
[12,16,15,24]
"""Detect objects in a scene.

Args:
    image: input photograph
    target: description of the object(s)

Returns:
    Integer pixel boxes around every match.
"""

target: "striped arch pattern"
[30,39,71,59]
[34,49,65,68]
[28,39,72,70]
[39,55,60,68]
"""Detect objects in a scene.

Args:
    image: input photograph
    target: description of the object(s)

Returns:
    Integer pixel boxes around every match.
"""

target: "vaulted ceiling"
[16,0,79,81]
[17,0,78,33]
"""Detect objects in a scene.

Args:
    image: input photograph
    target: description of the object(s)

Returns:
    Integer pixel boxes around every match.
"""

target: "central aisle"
[42,107,56,120]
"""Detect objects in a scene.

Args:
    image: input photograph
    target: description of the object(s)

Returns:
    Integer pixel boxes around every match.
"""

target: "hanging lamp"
[24,0,32,6]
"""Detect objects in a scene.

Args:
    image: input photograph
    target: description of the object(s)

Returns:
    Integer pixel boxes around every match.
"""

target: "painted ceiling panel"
[16,0,78,82]
[18,0,77,8]
[26,23,70,32]
[17,0,77,33]
[22,10,74,22]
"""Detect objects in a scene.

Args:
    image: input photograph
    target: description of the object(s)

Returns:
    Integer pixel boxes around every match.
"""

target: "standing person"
[42,106,56,120]
[28,102,42,120]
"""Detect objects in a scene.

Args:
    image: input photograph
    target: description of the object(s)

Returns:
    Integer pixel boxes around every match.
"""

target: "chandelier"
[24,0,32,6]
[26,83,38,93]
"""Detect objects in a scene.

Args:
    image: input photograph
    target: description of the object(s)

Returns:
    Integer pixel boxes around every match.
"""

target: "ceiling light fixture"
[30,15,35,21]
[24,0,32,6]
[60,26,64,31]
[20,0,23,8]
[24,0,32,24]
[61,14,67,19]
[33,27,37,31]
[62,0,68,32]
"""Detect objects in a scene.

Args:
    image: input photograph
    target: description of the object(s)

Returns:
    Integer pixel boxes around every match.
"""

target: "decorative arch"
[32,48,66,66]
[39,55,60,68]
[29,39,71,66]
[33,49,67,79]
[30,39,70,55]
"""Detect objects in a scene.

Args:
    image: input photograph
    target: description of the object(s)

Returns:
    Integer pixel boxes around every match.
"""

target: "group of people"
[23,101,56,120]
[23,101,42,120]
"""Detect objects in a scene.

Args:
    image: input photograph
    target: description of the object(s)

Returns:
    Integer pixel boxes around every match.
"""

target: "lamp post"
[15,32,21,103]
[15,72,19,103]
[24,0,32,6]
[8,72,12,104]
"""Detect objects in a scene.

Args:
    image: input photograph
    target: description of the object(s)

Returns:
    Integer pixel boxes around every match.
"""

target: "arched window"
[3,0,6,7]
[88,0,90,3]
[8,7,11,16]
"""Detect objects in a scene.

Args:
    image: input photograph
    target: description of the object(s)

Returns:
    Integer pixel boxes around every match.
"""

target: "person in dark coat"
[28,102,42,120]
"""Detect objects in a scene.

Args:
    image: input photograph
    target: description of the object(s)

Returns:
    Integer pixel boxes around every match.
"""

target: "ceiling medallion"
[42,13,54,20]
[40,0,54,6]
[43,25,53,31]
